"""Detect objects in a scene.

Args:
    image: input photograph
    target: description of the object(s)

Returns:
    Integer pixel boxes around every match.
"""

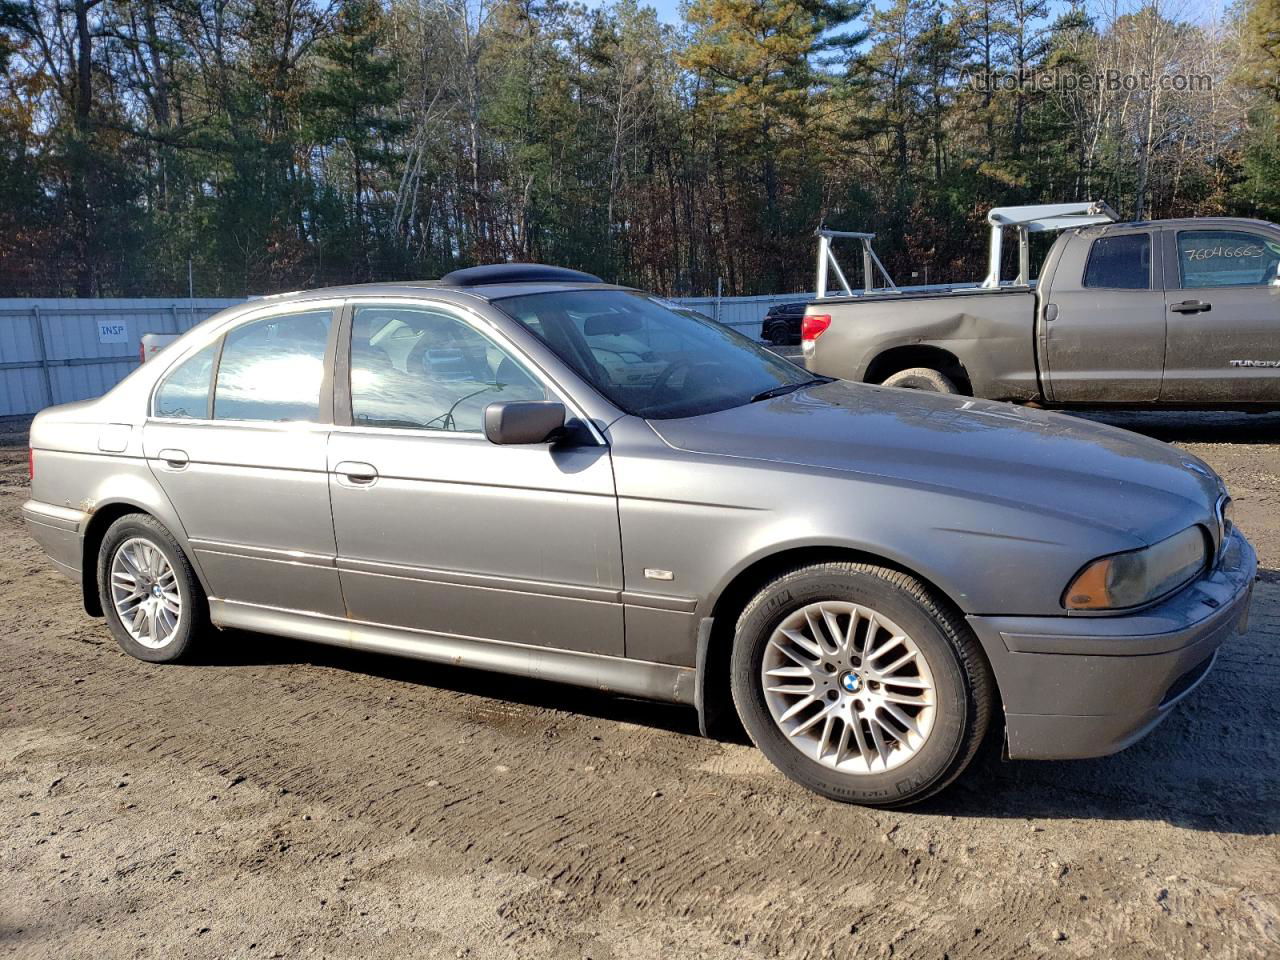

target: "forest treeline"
[3,0,1280,297]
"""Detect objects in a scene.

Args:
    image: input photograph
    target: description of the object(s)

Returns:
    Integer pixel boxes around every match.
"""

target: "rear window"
[1083,234,1151,290]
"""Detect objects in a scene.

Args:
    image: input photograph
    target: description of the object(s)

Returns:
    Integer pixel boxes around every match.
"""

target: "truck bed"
[806,286,1042,402]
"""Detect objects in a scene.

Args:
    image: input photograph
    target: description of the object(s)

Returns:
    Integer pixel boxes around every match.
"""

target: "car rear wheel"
[881,367,958,393]
[97,514,207,663]
[731,562,993,807]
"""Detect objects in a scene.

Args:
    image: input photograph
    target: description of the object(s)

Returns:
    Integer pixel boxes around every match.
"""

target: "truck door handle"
[157,448,189,469]
[334,461,378,485]
[1170,300,1211,314]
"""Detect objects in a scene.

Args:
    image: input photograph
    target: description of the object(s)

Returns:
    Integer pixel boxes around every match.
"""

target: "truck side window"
[1177,230,1280,288]
[1083,234,1150,290]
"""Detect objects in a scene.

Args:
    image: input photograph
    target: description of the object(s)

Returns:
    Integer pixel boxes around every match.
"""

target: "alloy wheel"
[761,601,936,774]
[109,537,182,649]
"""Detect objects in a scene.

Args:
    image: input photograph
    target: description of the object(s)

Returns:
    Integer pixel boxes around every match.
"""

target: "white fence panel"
[0,298,244,417]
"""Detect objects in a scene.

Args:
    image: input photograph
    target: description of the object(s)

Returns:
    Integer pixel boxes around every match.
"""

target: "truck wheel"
[730,562,993,807]
[882,367,958,393]
[97,514,208,663]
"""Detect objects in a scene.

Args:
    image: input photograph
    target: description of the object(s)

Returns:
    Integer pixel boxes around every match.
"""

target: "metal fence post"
[29,305,55,408]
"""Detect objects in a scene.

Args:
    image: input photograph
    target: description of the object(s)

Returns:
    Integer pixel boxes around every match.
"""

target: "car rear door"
[1041,229,1167,402]
[1161,226,1280,403]
[325,299,625,656]
[143,302,344,617]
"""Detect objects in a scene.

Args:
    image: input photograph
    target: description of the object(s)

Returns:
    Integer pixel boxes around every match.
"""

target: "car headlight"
[1063,526,1209,611]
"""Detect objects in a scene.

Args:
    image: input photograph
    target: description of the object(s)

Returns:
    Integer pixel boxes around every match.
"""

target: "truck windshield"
[496,289,817,419]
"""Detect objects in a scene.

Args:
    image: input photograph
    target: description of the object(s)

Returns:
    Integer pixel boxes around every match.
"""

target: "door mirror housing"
[483,401,566,445]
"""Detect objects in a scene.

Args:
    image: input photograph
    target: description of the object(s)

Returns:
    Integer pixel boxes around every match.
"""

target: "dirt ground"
[1,410,1277,960]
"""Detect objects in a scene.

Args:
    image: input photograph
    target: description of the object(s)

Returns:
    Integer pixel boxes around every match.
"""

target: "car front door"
[326,300,625,656]
[1161,227,1280,403]
[1042,229,1167,402]
[143,303,344,616]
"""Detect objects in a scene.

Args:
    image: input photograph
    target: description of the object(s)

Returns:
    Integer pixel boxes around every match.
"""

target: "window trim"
[1174,229,1280,291]
[147,300,343,424]
[334,295,605,444]
[1082,231,1154,291]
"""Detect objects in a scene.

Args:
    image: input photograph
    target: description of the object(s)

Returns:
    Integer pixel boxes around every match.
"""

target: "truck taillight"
[801,314,832,341]
[28,447,34,482]
[139,341,146,364]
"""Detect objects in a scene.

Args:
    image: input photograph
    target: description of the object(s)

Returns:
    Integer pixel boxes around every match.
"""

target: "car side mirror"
[483,401,566,445]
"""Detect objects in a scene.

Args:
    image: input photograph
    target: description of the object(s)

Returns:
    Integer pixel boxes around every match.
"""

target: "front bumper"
[967,528,1257,760]
[22,499,86,581]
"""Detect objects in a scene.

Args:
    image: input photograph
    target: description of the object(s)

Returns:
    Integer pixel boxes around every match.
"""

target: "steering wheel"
[650,359,728,404]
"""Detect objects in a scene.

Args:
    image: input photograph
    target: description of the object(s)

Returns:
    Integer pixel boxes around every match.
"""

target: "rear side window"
[1083,234,1151,290]
[153,343,217,419]
[1177,230,1280,288]
[213,310,332,422]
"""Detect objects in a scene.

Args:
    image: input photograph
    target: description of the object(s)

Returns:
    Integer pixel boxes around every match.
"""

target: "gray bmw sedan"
[22,264,1256,806]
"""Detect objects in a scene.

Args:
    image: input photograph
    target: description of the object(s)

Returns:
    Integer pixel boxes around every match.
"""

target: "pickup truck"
[801,203,1280,407]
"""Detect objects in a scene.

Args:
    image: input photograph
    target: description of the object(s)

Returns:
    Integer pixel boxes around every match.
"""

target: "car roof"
[235,279,635,310]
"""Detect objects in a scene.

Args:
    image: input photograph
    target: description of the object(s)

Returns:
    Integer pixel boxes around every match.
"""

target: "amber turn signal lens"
[1065,557,1113,609]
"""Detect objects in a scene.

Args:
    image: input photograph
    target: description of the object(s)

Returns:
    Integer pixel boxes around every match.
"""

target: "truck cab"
[1040,217,1280,405]
[803,208,1280,409]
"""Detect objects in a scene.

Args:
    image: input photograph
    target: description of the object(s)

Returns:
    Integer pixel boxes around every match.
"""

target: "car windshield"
[496,289,818,419]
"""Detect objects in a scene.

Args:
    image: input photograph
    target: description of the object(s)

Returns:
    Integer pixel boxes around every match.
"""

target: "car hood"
[648,381,1222,545]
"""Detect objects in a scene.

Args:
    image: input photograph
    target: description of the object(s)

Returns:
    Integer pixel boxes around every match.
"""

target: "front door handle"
[1170,300,1212,314]
[334,461,378,485]
[157,448,189,468]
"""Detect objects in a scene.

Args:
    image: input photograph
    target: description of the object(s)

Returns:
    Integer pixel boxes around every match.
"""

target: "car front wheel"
[97,514,207,663]
[731,562,993,806]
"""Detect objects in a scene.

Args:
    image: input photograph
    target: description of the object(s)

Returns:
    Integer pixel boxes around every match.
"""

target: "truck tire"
[881,367,958,393]
[730,562,993,807]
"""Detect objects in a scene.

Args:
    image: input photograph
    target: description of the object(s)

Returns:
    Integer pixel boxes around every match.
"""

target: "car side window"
[153,343,218,419]
[213,310,332,422]
[349,305,546,432]
[1083,234,1151,290]
[1177,230,1280,288]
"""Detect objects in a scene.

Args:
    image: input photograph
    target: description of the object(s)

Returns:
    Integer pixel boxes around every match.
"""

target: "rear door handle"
[157,448,189,469]
[334,461,378,485]
[1170,300,1211,314]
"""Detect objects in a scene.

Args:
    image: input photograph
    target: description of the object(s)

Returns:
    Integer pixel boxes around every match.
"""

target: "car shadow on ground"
[193,628,703,738]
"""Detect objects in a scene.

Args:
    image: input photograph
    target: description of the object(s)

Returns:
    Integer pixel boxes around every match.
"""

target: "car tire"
[97,513,208,663]
[881,367,958,393]
[730,562,993,807]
